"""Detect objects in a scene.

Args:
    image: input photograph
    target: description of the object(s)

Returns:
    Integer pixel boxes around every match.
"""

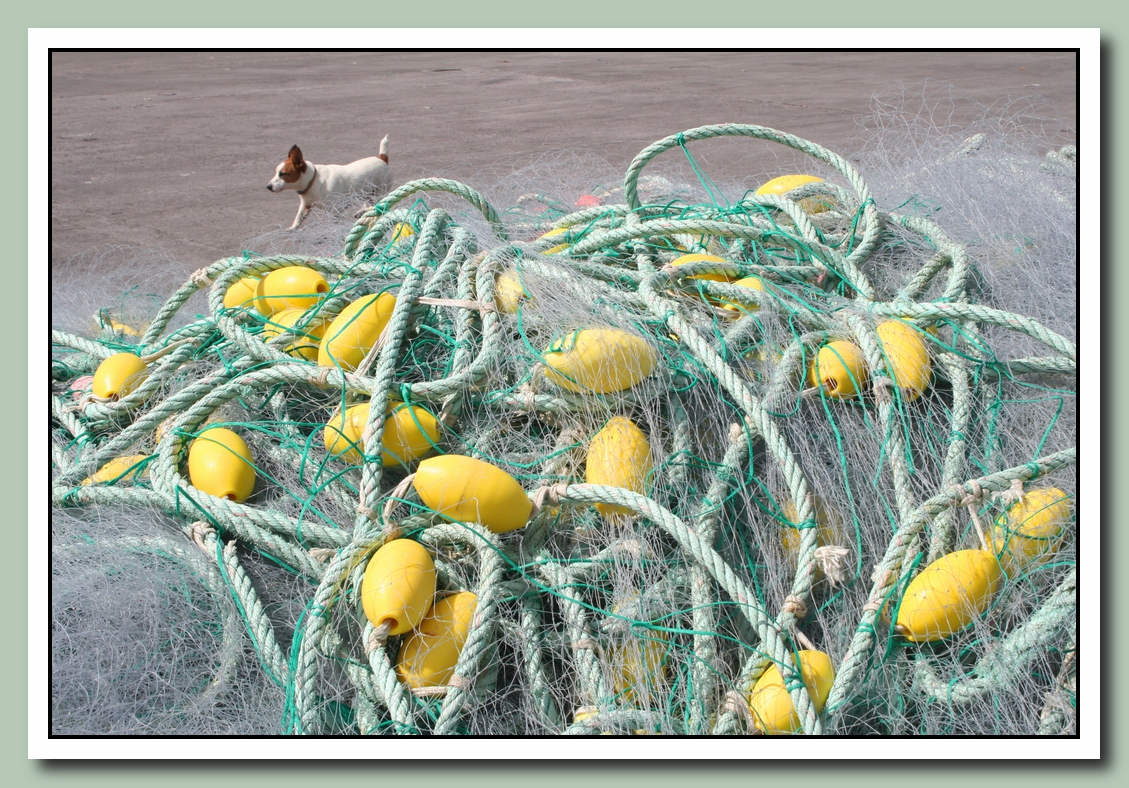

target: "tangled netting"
[51,98,1077,737]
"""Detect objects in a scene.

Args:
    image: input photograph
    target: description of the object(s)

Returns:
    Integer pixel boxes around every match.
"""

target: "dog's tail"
[378,135,390,164]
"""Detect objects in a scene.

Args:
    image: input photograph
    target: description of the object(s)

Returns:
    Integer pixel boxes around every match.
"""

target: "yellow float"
[318,292,397,372]
[808,341,867,399]
[746,649,835,735]
[542,328,657,394]
[360,539,437,636]
[875,320,932,401]
[187,427,256,503]
[755,174,829,213]
[396,591,478,690]
[413,454,532,533]
[585,416,652,519]
[81,454,151,486]
[91,353,148,400]
[254,266,329,316]
[894,549,1002,642]
[670,253,733,283]
[223,276,261,310]
[324,401,440,467]
[992,487,1072,576]
[261,307,329,361]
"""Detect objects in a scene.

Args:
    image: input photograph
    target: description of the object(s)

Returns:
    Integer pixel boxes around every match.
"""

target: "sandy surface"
[50,50,1077,272]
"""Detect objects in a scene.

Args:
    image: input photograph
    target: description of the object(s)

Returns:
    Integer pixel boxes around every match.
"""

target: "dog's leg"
[290,203,310,230]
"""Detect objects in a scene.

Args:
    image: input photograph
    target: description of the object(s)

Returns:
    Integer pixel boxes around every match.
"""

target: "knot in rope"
[720,690,758,733]
[529,481,571,519]
[365,621,392,655]
[189,520,216,551]
[994,478,1026,507]
[783,595,809,620]
[815,545,850,588]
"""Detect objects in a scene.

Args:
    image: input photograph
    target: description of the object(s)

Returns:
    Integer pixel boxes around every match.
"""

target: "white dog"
[267,136,393,229]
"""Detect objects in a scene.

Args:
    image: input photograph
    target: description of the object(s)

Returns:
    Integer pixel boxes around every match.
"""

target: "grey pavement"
[50,50,1077,271]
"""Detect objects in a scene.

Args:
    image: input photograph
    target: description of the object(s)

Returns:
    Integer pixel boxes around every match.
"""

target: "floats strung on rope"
[875,320,933,401]
[360,539,437,636]
[542,328,657,394]
[262,307,329,361]
[894,549,1002,643]
[585,416,653,520]
[412,455,532,533]
[81,454,150,486]
[254,265,329,316]
[396,591,478,691]
[223,276,260,310]
[746,649,836,735]
[808,341,868,399]
[187,427,256,503]
[323,401,440,467]
[494,269,528,314]
[992,487,1072,576]
[718,275,766,313]
[91,353,148,400]
[755,173,830,213]
[670,252,733,283]
[318,292,397,372]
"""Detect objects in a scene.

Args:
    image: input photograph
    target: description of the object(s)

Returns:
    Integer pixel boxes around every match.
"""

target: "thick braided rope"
[344,177,508,258]
[51,122,1077,736]
[911,567,1076,704]
[823,448,1076,722]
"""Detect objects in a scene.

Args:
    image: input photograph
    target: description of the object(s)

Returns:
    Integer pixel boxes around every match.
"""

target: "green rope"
[51,123,1077,737]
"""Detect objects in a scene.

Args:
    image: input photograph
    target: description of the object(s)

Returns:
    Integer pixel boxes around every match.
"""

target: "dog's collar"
[297,165,317,195]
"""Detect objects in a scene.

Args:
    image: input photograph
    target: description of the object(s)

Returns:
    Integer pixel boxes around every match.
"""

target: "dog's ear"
[288,145,304,165]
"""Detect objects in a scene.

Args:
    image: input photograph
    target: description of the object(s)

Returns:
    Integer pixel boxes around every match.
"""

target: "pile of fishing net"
[50,92,1077,736]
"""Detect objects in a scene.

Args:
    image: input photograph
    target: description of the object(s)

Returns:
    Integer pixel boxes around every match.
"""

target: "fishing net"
[50,87,1077,737]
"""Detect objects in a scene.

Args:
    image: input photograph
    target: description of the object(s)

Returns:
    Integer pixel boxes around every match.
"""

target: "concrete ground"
[50,50,1077,272]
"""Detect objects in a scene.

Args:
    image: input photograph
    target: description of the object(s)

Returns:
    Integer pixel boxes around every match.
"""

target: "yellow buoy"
[537,227,571,255]
[875,320,932,401]
[894,549,1002,643]
[396,591,478,690]
[104,318,141,337]
[187,427,256,503]
[747,649,835,735]
[542,328,657,394]
[324,401,440,467]
[223,276,261,310]
[390,222,415,242]
[494,269,529,314]
[254,266,329,316]
[670,253,733,283]
[261,307,329,361]
[755,174,829,213]
[719,275,766,313]
[91,353,148,400]
[81,454,151,486]
[779,496,842,558]
[609,631,669,703]
[413,454,532,533]
[992,487,1072,575]
[317,292,397,372]
[585,416,652,519]
[808,341,867,399]
[360,539,437,636]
